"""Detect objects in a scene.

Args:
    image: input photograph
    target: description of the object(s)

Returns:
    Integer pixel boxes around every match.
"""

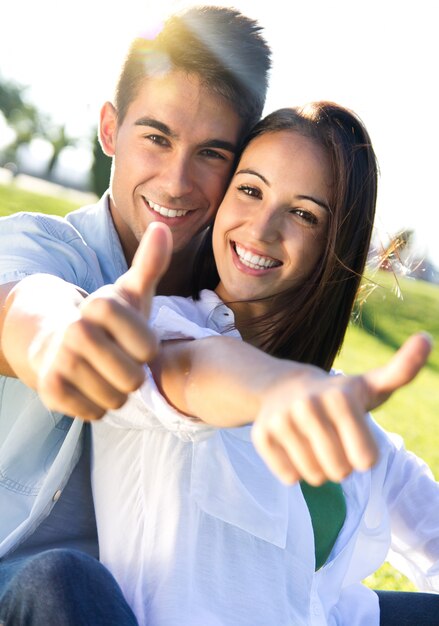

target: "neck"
[214,285,269,348]
[157,231,205,297]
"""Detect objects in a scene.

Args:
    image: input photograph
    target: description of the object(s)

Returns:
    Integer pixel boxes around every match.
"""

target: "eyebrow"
[236,168,269,185]
[134,116,237,154]
[134,117,176,138]
[236,168,330,212]
[297,195,330,212]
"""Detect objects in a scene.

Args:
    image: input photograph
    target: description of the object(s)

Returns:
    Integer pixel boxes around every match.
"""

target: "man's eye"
[291,209,318,225]
[200,149,226,160]
[237,185,261,198]
[146,134,169,147]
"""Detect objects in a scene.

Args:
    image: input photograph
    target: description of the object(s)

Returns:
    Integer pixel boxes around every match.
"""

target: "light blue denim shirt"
[0,193,128,558]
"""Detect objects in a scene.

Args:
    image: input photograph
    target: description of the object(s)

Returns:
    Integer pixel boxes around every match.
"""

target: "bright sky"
[1,0,438,269]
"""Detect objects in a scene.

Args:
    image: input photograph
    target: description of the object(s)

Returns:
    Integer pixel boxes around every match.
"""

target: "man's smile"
[144,197,191,219]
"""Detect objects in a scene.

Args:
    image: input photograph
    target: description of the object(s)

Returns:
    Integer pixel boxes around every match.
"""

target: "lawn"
[0,182,83,217]
[1,182,438,591]
[334,269,439,590]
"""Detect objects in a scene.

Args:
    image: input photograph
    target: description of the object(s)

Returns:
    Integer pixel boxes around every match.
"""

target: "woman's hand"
[251,333,432,485]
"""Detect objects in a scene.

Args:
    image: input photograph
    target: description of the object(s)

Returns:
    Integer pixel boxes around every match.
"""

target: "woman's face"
[213,130,332,309]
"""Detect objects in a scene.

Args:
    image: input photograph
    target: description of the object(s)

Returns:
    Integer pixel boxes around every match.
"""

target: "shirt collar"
[67,192,128,284]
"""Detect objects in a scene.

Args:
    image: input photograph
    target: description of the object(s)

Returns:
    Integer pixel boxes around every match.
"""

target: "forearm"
[151,336,314,426]
[0,282,16,376]
[1,274,84,387]
[152,333,429,486]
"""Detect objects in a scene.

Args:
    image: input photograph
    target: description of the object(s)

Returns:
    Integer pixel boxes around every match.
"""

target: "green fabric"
[300,481,346,570]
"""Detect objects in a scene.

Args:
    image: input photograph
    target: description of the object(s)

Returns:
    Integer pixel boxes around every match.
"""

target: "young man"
[0,7,271,625]
[0,7,432,625]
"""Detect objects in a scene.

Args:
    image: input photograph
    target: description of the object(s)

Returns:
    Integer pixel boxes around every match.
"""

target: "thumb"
[361,332,433,411]
[116,222,173,314]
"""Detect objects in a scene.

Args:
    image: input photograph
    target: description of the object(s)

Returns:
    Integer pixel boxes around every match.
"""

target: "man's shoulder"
[65,194,106,229]
[0,207,104,291]
[0,210,82,242]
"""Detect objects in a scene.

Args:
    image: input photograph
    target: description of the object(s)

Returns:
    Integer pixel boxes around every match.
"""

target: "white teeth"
[235,243,280,270]
[147,199,189,218]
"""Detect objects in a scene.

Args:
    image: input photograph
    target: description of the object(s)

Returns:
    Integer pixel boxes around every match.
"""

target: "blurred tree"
[90,131,112,196]
[0,76,45,164]
[1,75,79,179]
[45,124,77,175]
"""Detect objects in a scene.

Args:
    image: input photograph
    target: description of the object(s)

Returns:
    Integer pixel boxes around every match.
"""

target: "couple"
[0,5,437,626]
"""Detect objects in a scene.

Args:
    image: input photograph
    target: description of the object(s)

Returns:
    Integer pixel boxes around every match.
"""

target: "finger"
[55,349,130,411]
[272,416,328,486]
[324,388,378,471]
[78,302,159,365]
[294,397,354,483]
[116,222,173,315]
[253,409,327,485]
[38,371,107,421]
[252,424,301,485]
[362,332,433,410]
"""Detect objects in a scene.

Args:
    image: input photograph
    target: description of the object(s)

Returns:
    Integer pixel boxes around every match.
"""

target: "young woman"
[91,103,437,626]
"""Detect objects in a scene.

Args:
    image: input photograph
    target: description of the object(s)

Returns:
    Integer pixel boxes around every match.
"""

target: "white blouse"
[91,290,439,626]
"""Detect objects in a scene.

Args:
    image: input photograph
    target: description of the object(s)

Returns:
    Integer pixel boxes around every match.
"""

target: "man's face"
[100,70,242,261]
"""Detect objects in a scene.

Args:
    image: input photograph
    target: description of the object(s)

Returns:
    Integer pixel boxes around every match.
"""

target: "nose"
[159,150,194,199]
[248,205,281,243]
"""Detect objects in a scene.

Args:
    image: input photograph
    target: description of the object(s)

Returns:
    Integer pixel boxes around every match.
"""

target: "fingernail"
[419,331,434,347]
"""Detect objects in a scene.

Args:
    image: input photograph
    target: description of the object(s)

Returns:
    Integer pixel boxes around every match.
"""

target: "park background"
[1,0,438,591]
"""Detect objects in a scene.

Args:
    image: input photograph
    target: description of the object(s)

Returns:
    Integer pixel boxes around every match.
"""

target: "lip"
[230,241,282,276]
[142,196,197,224]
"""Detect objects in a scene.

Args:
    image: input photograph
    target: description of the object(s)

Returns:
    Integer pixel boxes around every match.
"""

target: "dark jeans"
[0,549,138,626]
[377,590,439,626]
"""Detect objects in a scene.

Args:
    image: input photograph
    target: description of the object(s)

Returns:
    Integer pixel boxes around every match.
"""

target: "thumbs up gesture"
[34,223,173,420]
[252,333,432,485]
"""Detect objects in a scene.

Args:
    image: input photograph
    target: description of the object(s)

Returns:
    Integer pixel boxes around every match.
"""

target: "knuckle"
[82,407,106,422]
[82,293,118,319]
[106,393,128,411]
[39,369,67,401]
[327,462,352,483]
[267,411,288,435]
[305,471,327,487]
[118,369,145,394]
[251,422,269,448]
[290,396,318,419]
[64,319,90,347]
[58,347,81,376]
[136,331,159,363]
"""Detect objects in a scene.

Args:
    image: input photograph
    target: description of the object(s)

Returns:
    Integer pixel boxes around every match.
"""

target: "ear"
[99,102,118,157]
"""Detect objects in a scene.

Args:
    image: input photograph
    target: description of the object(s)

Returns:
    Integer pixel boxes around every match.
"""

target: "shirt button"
[312,601,320,616]
[52,490,62,502]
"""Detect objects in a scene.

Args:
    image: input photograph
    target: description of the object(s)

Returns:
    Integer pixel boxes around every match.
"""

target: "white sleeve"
[380,427,439,591]
[0,212,103,292]
[102,298,228,441]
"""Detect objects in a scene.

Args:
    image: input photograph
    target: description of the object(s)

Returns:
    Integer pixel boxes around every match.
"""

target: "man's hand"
[251,333,432,486]
[11,223,172,421]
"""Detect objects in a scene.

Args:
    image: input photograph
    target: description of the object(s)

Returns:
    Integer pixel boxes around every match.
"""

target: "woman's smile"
[213,129,331,312]
[231,241,283,273]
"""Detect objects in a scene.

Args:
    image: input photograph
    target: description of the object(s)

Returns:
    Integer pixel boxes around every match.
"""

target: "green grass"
[335,270,439,591]
[1,183,438,591]
[0,183,82,217]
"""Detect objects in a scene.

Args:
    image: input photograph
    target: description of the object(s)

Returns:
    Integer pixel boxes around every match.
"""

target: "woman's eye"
[291,209,318,225]
[237,185,262,199]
